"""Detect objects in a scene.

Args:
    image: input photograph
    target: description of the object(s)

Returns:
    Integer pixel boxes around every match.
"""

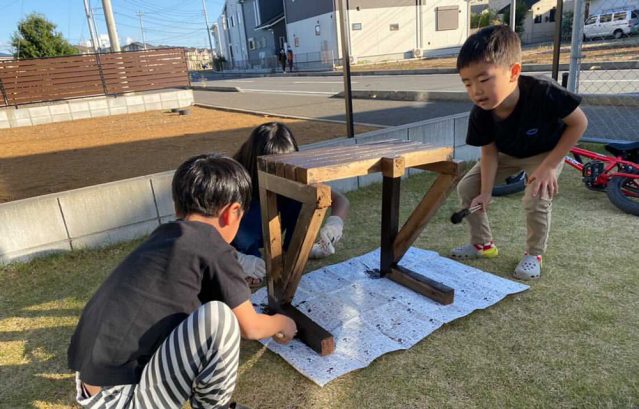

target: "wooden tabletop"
[257,140,453,184]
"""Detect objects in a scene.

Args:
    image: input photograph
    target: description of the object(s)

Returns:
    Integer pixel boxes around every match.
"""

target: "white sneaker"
[451,242,499,259]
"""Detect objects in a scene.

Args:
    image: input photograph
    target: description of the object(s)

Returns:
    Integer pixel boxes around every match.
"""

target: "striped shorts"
[75,301,241,409]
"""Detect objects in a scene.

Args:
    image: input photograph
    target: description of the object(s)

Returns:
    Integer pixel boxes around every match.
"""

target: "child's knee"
[522,192,552,213]
[457,175,479,201]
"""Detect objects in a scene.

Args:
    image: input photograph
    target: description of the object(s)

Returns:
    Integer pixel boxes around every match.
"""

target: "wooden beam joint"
[387,265,454,305]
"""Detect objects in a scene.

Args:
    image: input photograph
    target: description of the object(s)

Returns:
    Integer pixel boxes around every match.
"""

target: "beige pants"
[457,152,564,255]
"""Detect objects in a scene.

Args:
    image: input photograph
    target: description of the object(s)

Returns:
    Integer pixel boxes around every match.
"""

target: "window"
[352,22,362,30]
[248,38,256,50]
[585,15,597,25]
[613,12,627,21]
[600,13,612,23]
[389,23,399,31]
[549,7,556,22]
[632,10,639,19]
[279,36,285,48]
[436,6,459,31]
[222,15,228,30]
[230,16,235,27]
[534,14,543,23]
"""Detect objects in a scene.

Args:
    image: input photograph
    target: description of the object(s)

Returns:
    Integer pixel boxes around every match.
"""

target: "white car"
[583,8,639,40]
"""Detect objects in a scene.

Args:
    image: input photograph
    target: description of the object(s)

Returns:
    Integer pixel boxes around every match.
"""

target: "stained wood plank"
[380,172,401,275]
[388,265,454,305]
[269,303,335,356]
[393,173,460,263]
[258,185,285,303]
[282,203,328,302]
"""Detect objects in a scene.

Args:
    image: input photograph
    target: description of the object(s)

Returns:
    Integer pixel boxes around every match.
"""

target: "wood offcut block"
[271,302,335,356]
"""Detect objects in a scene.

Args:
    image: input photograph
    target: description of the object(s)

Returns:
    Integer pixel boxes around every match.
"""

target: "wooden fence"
[0,48,190,107]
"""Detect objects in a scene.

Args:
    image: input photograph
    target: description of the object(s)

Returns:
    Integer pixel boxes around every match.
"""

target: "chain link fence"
[564,1,639,142]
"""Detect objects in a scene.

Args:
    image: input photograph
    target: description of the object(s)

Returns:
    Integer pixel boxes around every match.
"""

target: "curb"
[190,85,240,92]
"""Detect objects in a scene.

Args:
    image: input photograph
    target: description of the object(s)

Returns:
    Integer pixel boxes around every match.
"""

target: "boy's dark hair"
[233,122,299,195]
[172,154,252,217]
[456,25,521,71]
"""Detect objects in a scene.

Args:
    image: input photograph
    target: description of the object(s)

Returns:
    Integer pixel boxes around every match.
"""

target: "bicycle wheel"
[492,171,526,196]
[606,176,639,216]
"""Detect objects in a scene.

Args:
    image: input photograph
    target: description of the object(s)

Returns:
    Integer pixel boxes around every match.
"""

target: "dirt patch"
[0,106,376,203]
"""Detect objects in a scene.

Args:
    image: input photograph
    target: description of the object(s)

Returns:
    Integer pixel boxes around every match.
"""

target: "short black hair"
[233,122,299,196]
[456,25,521,71]
[172,154,252,217]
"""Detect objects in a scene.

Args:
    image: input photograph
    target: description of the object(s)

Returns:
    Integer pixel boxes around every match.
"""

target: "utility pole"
[83,0,99,53]
[101,0,121,52]
[137,11,147,50]
[337,0,354,138]
[510,0,517,30]
[201,0,216,67]
[551,0,563,81]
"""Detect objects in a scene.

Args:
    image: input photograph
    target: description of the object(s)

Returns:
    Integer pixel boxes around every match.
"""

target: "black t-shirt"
[466,75,582,158]
[68,220,251,386]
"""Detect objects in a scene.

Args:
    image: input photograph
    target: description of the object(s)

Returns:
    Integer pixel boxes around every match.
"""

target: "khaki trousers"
[456,152,564,255]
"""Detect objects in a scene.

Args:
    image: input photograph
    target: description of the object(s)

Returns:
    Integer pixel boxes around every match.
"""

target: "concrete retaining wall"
[0,89,194,129]
[0,111,475,265]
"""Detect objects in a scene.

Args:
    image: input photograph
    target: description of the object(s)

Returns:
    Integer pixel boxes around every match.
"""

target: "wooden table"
[257,140,462,356]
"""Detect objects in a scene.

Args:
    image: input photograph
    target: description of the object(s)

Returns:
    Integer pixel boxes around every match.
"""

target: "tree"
[11,13,77,59]
[502,1,529,36]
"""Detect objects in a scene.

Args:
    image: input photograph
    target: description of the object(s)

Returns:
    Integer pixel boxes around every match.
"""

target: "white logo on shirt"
[526,128,539,136]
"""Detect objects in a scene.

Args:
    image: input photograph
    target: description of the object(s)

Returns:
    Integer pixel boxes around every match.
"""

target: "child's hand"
[528,166,558,199]
[273,315,297,344]
[470,193,492,212]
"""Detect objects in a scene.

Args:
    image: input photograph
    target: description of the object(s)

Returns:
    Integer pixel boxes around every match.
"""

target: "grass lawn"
[1,163,638,408]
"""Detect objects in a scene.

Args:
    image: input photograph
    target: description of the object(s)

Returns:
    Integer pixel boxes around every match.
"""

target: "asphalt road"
[194,89,639,141]
[197,70,639,96]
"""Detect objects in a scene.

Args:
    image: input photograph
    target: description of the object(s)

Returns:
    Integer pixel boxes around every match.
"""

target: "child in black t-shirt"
[450,25,588,280]
[68,154,296,409]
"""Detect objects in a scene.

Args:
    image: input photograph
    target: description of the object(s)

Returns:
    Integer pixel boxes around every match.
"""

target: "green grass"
[1,165,638,409]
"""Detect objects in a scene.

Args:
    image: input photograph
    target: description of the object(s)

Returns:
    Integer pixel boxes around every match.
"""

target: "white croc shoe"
[514,254,542,280]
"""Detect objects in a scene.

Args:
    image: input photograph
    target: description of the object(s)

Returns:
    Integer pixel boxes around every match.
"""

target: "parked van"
[583,8,639,40]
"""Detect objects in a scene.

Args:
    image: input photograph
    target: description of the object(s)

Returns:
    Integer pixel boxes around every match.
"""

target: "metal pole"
[83,0,99,53]
[337,0,354,138]
[201,0,216,67]
[101,0,121,52]
[568,0,585,92]
[137,11,147,50]
[510,0,517,30]
[551,0,563,80]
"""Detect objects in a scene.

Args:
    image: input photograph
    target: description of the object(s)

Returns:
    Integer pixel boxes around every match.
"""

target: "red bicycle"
[492,141,639,216]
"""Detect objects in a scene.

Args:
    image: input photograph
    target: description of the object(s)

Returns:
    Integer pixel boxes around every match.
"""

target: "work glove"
[236,251,266,282]
[309,216,344,259]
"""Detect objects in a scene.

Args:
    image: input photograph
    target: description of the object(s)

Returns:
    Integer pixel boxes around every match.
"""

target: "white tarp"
[251,247,529,386]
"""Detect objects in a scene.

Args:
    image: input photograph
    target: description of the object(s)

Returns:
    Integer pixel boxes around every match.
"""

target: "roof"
[255,13,284,30]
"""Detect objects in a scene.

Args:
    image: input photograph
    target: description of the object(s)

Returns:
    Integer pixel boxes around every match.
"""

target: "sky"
[0,0,227,54]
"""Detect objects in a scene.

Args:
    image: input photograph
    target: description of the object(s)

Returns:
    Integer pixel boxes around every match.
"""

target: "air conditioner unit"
[412,48,423,58]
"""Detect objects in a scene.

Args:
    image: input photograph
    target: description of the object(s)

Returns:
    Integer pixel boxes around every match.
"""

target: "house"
[122,42,149,52]
[216,0,250,67]
[243,0,288,67]
[489,0,574,44]
[283,0,471,66]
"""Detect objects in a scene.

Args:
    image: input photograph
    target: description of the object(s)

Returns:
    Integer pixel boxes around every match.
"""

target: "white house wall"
[420,1,469,53]
[286,12,339,60]
[348,6,419,60]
